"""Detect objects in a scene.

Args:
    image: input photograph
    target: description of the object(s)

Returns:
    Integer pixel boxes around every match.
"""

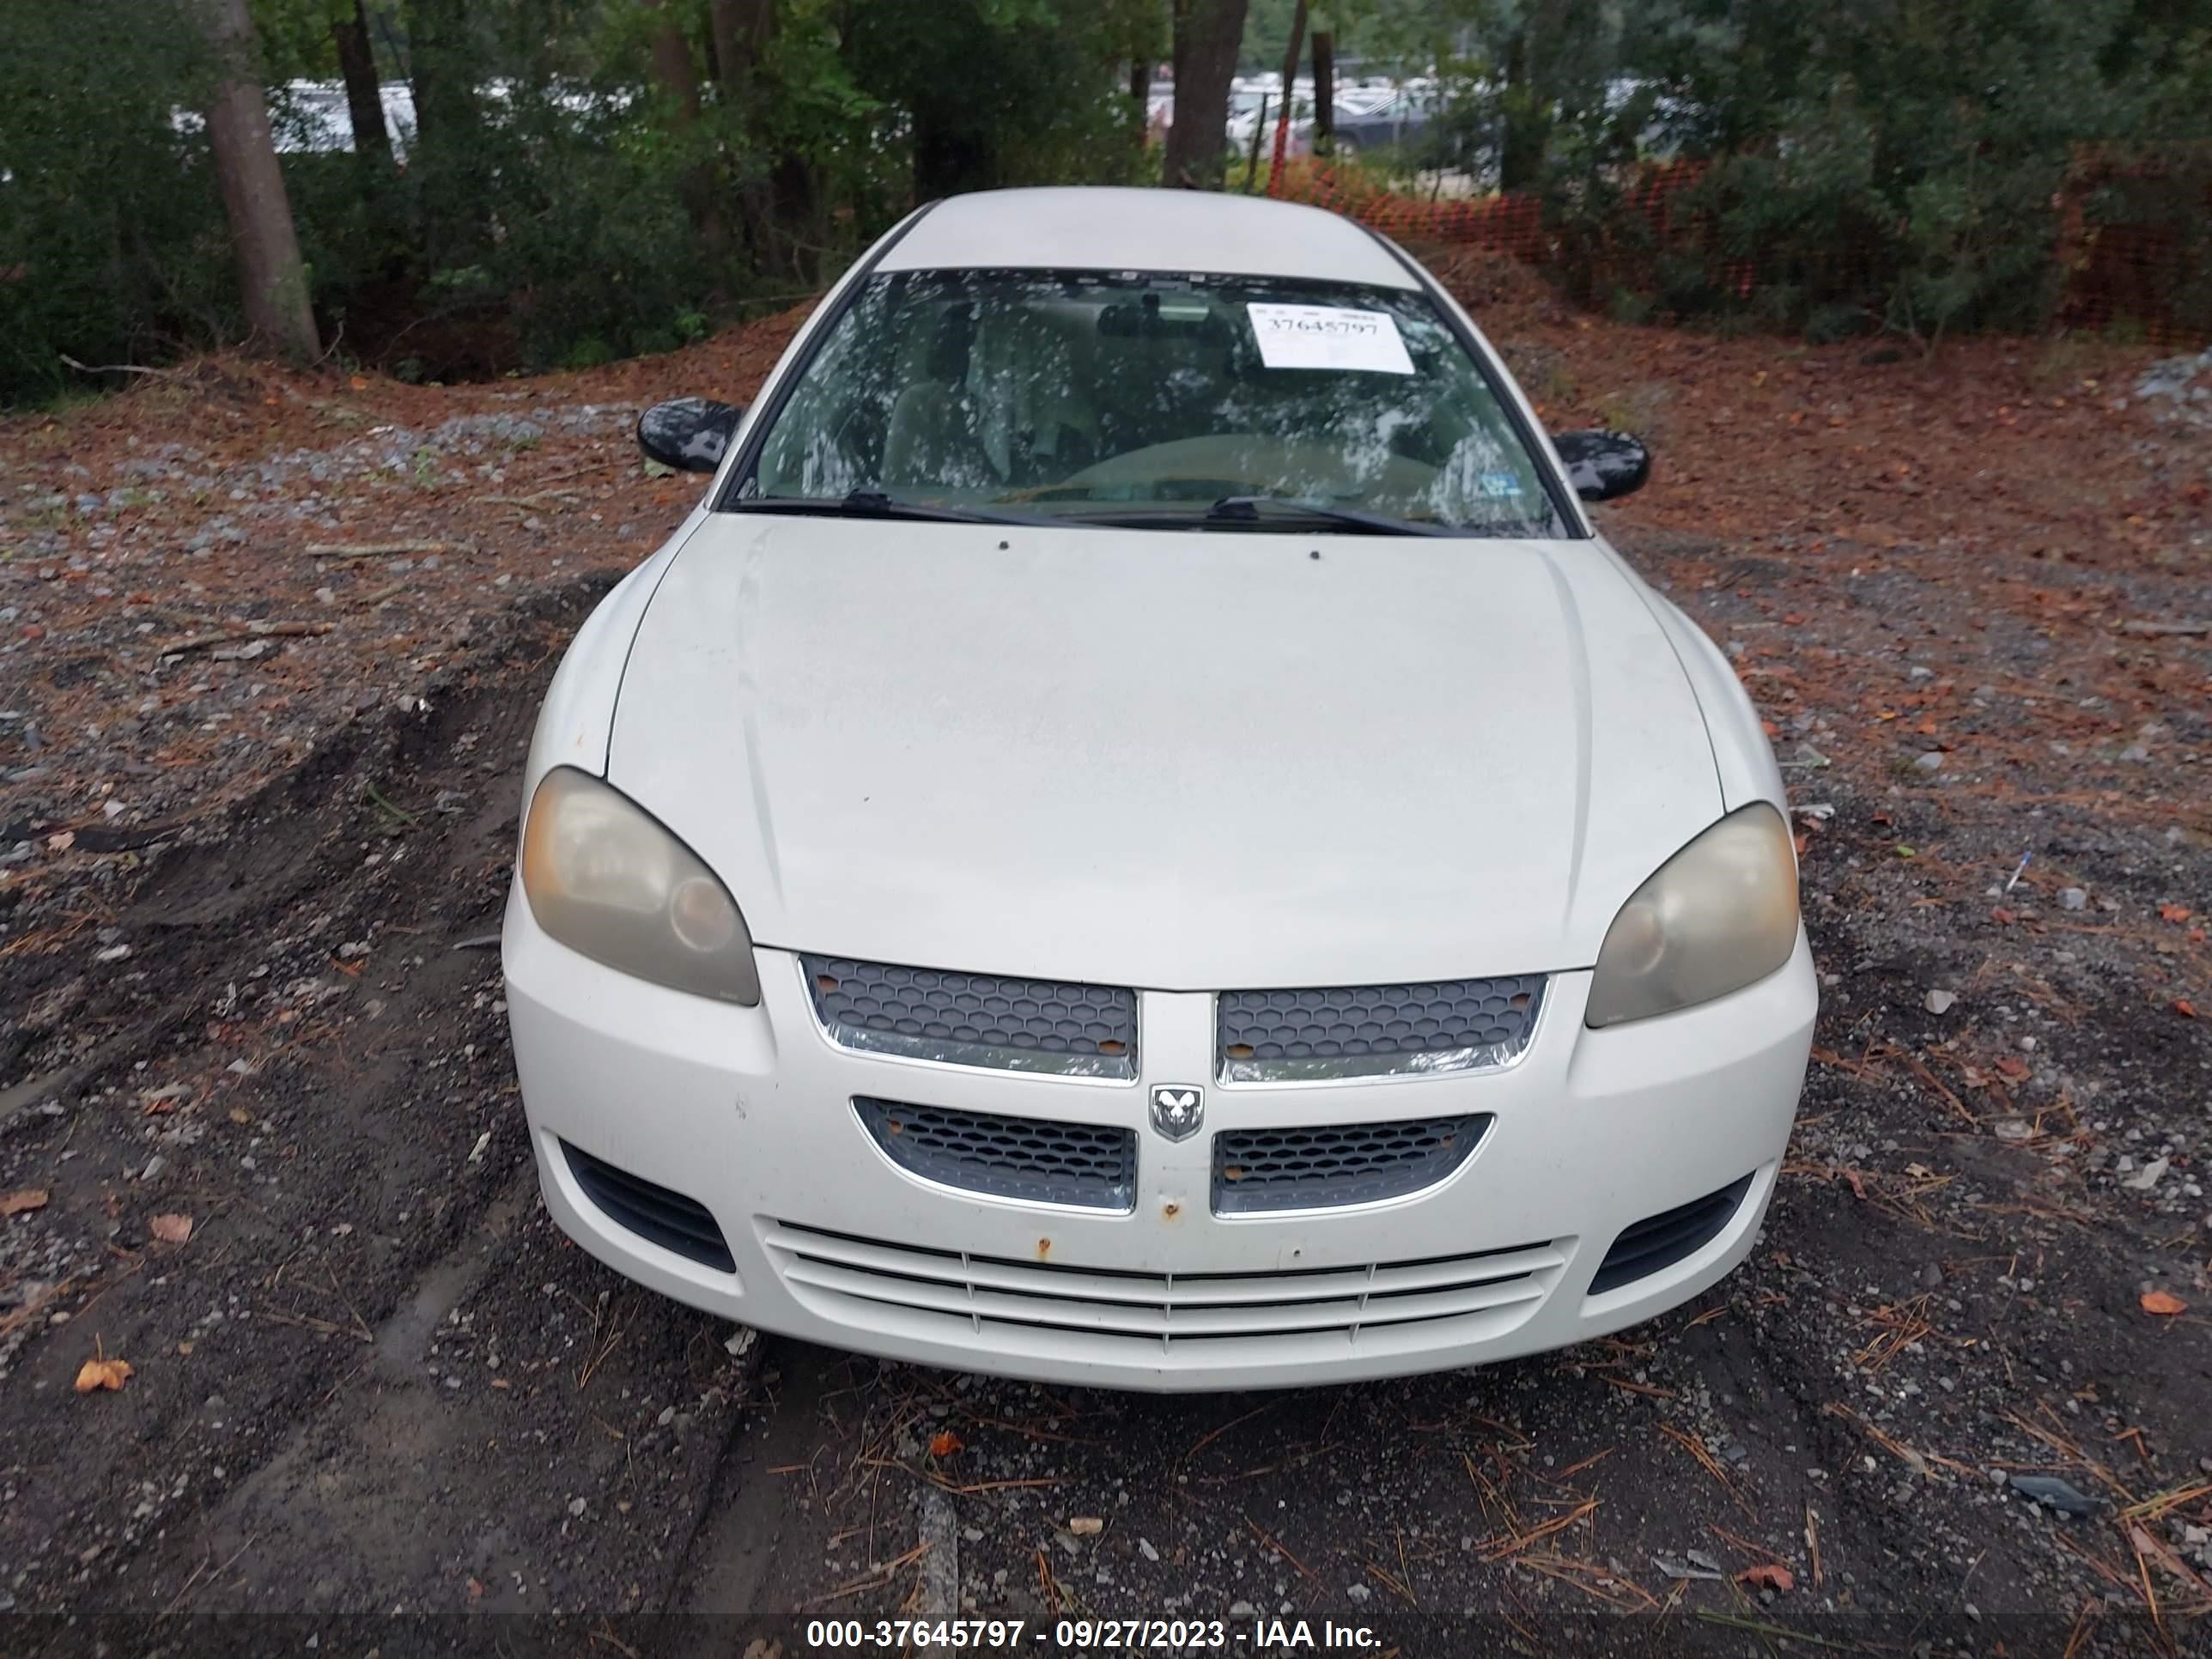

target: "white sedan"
[502,185,1816,1391]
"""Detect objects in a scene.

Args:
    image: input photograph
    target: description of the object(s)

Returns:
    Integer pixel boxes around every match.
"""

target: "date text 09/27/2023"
[803,1617,1387,1650]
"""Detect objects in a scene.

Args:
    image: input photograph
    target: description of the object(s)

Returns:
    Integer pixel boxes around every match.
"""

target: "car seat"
[880,306,1002,494]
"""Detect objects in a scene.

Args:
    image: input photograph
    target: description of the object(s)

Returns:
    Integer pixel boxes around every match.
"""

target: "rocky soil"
[1,287,2206,1656]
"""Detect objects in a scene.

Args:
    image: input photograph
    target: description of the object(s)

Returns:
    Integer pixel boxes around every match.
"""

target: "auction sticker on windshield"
[1246,303,1415,374]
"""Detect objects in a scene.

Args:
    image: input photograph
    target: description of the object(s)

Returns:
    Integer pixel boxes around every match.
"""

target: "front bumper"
[502,887,1816,1391]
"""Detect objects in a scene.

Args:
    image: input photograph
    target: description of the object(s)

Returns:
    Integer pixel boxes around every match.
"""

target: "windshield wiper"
[1207,495,1455,536]
[732,490,1051,528]
[1062,495,1455,537]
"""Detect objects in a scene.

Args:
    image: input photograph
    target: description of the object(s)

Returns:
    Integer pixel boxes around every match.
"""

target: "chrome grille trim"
[1216,975,1547,1084]
[801,956,1138,1080]
[1212,1115,1490,1215]
[854,1097,1136,1212]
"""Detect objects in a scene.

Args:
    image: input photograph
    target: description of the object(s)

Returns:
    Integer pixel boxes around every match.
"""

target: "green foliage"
[7,0,2209,404]
[0,0,1158,402]
[844,0,1149,198]
[0,1,234,403]
[1606,0,2211,340]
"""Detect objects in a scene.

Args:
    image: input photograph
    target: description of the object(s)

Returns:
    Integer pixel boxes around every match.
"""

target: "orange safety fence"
[1268,153,2212,349]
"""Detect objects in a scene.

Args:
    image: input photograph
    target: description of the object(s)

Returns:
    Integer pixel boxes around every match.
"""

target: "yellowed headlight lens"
[1585,804,1799,1028]
[520,767,759,1005]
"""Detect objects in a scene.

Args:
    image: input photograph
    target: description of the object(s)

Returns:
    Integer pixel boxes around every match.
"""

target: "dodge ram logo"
[1149,1085,1204,1141]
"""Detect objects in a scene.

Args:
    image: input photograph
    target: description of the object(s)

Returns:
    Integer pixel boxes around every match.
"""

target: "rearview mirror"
[638,398,744,474]
[1551,429,1650,503]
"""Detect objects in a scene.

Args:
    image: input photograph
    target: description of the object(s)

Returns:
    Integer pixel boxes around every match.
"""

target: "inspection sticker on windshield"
[1247,304,1415,374]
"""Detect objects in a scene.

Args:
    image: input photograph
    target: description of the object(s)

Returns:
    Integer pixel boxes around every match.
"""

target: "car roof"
[875,186,1421,289]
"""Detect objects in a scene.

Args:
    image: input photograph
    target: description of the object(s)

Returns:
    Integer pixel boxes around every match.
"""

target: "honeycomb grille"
[854,1097,1136,1211]
[1217,975,1545,1082]
[803,956,1137,1079]
[1212,1115,1491,1214]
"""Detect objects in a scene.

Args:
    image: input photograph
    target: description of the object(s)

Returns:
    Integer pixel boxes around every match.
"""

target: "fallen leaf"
[1737,1563,1796,1593]
[139,1083,191,1115]
[75,1357,134,1394]
[1067,1516,1104,1536]
[2160,902,2193,923]
[927,1429,963,1459]
[228,1107,252,1125]
[149,1213,193,1245]
[1842,1170,1869,1200]
[46,830,74,852]
[1,1188,50,1217]
[176,1340,194,1356]
[2140,1291,2187,1317]
[1995,1056,2033,1081]
[2173,1000,2197,1019]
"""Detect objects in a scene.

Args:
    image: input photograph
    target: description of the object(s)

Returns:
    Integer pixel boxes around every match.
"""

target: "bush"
[1548,0,2212,343]
[0,1,233,404]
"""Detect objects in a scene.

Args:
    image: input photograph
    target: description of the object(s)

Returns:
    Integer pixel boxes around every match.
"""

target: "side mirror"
[637,397,744,474]
[1552,428,1650,503]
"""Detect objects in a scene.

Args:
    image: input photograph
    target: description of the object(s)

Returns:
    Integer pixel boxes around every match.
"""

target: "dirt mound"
[1409,240,1559,313]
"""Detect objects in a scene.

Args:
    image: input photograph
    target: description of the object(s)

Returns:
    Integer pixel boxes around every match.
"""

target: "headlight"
[1585,804,1799,1028]
[519,767,761,1005]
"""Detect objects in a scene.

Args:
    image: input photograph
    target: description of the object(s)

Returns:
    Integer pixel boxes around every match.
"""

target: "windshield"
[732,270,1570,537]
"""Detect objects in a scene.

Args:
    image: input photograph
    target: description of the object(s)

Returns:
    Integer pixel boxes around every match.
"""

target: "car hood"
[606,515,1720,989]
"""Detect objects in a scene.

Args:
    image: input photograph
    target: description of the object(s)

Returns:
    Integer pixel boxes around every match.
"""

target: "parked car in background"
[1330,81,1443,158]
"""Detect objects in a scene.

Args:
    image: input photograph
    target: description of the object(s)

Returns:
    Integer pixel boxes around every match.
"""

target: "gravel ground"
[0,301,2206,1656]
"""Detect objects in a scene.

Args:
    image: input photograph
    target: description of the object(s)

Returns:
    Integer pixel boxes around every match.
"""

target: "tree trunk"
[1267,0,1305,190]
[709,0,777,267]
[201,0,319,361]
[641,0,725,254]
[913,106,994,200]
[1128,57,1151,147]
[643,0,703,123]
[406,0,485,263]
[708,0,772,88]
[1311,27,1334,152]
[770,155,819,280]
[407,0,481,151]
[1162,0,1249,189]
[1498,25,1547,191]
[331,0,390,160]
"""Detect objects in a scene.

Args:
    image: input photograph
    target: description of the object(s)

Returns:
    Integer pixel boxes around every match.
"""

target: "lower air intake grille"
[765,1221,1565,1358]
[855,1098,1136,1212]
[1589,1173,1753,1294]
[803,956,1137,1079]
[1217,976,1545,1082]
[563,1141,734,1272]
[1212,1115,1490,1214]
